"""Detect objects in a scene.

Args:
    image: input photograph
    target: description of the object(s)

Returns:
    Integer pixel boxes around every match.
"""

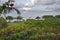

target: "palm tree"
[1,0,20,19]
[6,16,13,22]
[35,16,40,20]
[16,16,22,21]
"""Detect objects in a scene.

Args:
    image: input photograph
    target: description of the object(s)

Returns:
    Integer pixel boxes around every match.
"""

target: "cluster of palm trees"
[6,16,22,22]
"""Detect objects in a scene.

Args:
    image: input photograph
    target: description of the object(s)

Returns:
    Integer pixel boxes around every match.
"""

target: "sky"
[0,0,60,19]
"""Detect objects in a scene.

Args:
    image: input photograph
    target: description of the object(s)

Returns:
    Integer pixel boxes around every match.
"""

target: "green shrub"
[0,17,7,28]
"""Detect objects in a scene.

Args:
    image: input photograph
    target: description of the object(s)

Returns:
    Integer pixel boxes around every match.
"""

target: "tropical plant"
[35,16,40,20]
[6,16,13,22]
[0,17,60,40]
[0,17,7,28]
[0,0,21,18]
[55,15,60,19]
[16,16,22,21]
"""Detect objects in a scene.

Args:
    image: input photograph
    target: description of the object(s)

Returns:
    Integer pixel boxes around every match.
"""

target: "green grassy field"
[0,18,60,40]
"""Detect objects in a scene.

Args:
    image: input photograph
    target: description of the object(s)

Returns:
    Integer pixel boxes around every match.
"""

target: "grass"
[0,18,60,40]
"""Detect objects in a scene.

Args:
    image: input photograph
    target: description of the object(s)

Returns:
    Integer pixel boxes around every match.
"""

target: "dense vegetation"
[0,17,7,28]
[0,16,60,40]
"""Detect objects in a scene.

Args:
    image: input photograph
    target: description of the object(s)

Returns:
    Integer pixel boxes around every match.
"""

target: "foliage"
[16,16,22,21]
[6,16,13,22]
[0,15,60,40]
[0,17,7,28]
[35,16,40,20]
[0,6,3,13]
[55,15,60,19]
[42,15,54,19]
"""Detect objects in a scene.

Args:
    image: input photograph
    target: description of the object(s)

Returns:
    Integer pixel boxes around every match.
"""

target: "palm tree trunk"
[3,13,6,19]
[2,9,7,19]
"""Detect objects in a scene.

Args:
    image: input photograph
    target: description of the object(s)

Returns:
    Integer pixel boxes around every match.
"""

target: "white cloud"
[0,0,8,5]
[24,0,56,8]
[34,0,56,5]
[22,0,35,11]
[23,7,31,11]
[23,0,60,12]
[24,0,35,8]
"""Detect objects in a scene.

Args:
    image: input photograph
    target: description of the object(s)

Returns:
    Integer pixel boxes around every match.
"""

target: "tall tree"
[0,0,21,18]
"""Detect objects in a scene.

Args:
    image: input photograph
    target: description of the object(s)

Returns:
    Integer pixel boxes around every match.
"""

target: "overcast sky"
[0,0,60,19]
[0,0,60,11]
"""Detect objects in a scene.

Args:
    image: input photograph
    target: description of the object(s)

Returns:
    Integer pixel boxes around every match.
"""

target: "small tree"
[55,15,60,19]
[6,16,13,22]
[35,16,40,20]
[42,15,54,19]
[16,16,22,21]
[0,17,7,28]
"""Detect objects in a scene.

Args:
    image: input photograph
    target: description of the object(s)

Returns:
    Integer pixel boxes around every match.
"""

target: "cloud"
[23,7,31,11]
[34,0,56,5]
[24,0,35,8]
[0,0,8,5]
[23,0,60,12]
[0,0,60,13]
[24,0,56,9]
[22,0,34,11]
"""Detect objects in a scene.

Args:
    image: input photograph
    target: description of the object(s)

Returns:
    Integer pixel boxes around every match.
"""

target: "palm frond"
[12,8,21,14]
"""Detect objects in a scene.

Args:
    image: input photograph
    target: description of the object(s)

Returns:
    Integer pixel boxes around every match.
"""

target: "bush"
[0,17,7,28]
